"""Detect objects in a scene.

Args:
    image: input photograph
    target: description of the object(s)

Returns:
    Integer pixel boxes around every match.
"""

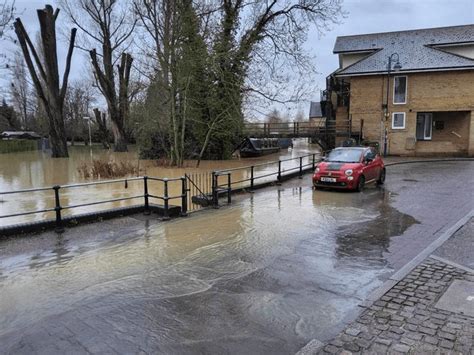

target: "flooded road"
[0,175,417,354]
[1,161,473,354]
[0,141,318,226]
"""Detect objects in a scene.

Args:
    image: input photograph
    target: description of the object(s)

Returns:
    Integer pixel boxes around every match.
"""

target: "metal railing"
[211,153,319,208]
[0,176,188,232]
[0,153,322,233]
[243,120,352,137]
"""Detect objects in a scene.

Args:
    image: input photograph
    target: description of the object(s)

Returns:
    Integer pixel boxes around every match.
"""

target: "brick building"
[325,25,474,156]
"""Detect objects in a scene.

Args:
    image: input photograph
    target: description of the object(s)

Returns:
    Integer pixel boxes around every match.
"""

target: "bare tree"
[64,80,95,145]
[13,5,77,157]
[0,0,15,38]
[60,0,137,152]
[9,52,34,130]
[213,0,342,122]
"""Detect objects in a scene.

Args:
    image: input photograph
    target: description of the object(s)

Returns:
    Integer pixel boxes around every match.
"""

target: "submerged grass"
[78,159,139,179]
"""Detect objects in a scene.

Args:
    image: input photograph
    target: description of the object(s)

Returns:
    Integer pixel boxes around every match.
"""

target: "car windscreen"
[326,149,363,163]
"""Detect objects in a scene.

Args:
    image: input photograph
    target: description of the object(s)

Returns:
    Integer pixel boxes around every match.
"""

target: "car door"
[362,148,378,181]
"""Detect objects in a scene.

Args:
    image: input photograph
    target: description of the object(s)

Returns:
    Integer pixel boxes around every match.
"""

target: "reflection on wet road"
[0,178,415,354]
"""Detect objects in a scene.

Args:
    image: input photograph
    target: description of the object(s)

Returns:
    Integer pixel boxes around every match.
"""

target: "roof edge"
[334,66,474,77]
[334,24,474,41]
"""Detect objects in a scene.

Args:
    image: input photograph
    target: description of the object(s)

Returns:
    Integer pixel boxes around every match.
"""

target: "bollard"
[227,173,231,204]
[181,177,188,217]
[143,176,150,215]
[312,153,316,170]
[299,156,303,178]
[212,172,219,209]
[277,160,282,184]
[53,185,64,233]
[250,166,254,190]
[163,179,170,220]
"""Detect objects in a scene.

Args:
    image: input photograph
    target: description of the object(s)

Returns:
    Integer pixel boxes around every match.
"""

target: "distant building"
[1,131,41,140]
[323,24,474,156]
[309,101,323,119]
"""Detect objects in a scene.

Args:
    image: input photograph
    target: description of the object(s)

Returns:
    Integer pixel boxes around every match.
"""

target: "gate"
[185,172,213,211]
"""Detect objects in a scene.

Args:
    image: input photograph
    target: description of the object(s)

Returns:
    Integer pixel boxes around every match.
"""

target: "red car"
[313,147,385,191]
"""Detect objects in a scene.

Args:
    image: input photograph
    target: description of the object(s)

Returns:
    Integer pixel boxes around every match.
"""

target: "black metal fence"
[0,176,188,233]
[211,153,319,208]
[0,153,320,234]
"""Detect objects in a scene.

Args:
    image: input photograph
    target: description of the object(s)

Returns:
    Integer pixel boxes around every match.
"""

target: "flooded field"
[0,140,318,226]
[0,176,416,354]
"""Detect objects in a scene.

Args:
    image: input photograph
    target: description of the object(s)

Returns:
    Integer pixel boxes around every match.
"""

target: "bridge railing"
[243,120,352,136]
[211,153,320,207]
[0,176,188,233]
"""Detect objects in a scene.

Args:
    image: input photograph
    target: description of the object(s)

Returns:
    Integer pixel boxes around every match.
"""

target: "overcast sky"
[1,0,473,116]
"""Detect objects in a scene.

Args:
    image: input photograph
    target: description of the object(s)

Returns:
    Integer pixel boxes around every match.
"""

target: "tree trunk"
[93,108,110,149]
[111,113,127,152]
[13,5,76,158]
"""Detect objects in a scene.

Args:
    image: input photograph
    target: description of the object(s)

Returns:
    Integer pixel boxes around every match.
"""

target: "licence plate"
[321,177,336,182]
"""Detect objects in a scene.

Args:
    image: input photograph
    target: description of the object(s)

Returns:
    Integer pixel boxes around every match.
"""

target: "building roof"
[309,101,323,118]
[334,25,474,76]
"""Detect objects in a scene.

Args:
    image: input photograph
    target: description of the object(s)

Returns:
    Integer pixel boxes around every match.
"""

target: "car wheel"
[377,168,386,185]
[356,175,365,192]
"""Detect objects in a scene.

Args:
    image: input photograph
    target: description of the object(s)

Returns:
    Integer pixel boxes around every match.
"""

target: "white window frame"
[392,112,406,129]
[393,76,407,105]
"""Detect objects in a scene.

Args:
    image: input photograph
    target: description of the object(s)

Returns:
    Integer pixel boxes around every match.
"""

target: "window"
[364,148,376,160]
[392,112,406,129]
[393,76,407,104]
[416,113,433,140]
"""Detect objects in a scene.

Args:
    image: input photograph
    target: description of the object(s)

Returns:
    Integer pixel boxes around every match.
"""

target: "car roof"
[333,147,368,151]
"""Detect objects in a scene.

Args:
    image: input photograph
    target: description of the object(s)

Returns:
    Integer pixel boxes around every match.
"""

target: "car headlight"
[345,169,353,176]
[315,167,320,173]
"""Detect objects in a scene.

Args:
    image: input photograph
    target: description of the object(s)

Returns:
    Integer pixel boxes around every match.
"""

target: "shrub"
[77,159,139,179]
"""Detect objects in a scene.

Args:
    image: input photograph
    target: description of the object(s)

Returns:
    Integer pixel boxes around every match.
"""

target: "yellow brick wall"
[346,71,474,156]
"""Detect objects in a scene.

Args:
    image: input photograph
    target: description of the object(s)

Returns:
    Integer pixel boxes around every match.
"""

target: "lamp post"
[83,116,92,147]
[383,53,402,156]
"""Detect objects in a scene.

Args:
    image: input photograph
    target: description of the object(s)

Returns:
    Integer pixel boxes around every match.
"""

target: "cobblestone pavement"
[317,259,474,354]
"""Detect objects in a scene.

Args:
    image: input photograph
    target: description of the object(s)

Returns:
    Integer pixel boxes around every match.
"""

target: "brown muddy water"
[0,140,318,226]
[0,177,416,354]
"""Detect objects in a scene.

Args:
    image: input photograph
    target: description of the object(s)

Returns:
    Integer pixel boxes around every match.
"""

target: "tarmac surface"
[0,161,473,354]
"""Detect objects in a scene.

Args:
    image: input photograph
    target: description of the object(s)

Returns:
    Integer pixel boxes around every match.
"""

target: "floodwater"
[0,178,416,354]
[0,140,318,226]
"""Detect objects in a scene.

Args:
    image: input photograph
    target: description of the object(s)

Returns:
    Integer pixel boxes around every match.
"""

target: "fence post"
[277,160,282,184]
[299,156,303,178]
[181,176,188,217]
[312,153,316,170]
[53,185,64,233]
[212,172,219,209]
[250,165,254,190]
[227,173,232,204]
[163,178,170,220]
[143,176,150,215]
